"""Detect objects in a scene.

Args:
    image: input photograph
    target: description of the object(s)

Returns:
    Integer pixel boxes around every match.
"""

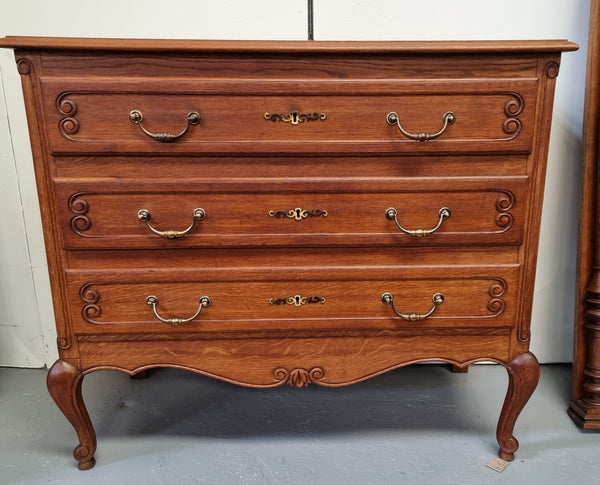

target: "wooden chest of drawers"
[0,37,576,469]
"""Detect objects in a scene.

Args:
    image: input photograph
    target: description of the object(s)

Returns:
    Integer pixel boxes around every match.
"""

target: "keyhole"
[295,296,301,306]
[291,112,299,124]
[295,208,302,219]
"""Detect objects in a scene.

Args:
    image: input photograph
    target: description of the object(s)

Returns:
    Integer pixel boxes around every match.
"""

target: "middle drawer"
[56,177,527,249]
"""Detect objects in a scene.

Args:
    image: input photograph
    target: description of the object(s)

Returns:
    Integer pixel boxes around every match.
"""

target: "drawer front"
[66,266,518,335]
[56,178,527,249]
[41,78,537,155]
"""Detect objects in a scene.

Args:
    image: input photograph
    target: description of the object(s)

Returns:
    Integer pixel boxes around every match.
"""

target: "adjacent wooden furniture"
[0,36,576,469]
[569,0,600,428]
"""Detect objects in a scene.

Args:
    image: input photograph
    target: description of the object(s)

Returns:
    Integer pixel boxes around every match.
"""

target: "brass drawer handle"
[146,295,211,326]
[129,109,201,142]
[381,292,444,321]
[138,208,206,239]
[386,111,455,141]
[385,207,450,237]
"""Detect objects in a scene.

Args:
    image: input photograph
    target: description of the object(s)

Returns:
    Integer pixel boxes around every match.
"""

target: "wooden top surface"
[0,36,578,54]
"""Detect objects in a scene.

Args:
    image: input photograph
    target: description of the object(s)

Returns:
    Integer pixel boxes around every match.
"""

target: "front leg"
[47,360,97,470]
[496,351,540,461]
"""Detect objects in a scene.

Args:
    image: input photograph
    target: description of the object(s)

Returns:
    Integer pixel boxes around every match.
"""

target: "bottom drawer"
[67,266,518,335]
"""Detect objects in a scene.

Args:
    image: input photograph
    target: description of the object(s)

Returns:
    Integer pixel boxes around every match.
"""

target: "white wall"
[0,0,590,367]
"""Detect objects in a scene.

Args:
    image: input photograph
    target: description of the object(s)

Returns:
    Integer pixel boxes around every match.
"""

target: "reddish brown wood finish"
[41,77,538,155]
[55,178,528,249]
[497,351,540,461]
[0,36,576,53]
[0,36,576,468]
[47,360,96,470]
[570,0,600,428]
[65,265,519,334]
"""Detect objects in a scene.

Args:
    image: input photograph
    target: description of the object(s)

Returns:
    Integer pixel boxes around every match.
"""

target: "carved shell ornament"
[273,367,326,387]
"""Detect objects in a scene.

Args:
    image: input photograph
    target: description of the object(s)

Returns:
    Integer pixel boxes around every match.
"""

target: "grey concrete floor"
[0,363,598,485]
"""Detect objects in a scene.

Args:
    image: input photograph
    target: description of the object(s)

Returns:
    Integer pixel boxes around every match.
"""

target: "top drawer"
[41,78,537,155]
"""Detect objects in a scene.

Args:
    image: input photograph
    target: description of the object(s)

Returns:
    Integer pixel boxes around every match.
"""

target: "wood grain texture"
[0,36,575,468]
[569,0,600,429]
[47,360,96,470]
[76,336,512,387]
[40,77,538,155]
[0,36,578,53]
[54,177,527,249]
[497,351,540,461]
[65,266,518,333]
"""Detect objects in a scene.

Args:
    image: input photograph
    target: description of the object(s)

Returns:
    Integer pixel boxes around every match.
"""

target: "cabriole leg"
[496,351,540,461]
[47,360,97,470]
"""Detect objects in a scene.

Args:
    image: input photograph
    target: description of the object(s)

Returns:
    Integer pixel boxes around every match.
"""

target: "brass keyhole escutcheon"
[264,112,327,124]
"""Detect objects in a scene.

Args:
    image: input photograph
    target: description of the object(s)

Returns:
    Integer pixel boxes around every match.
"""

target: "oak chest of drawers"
[0,36,576,469]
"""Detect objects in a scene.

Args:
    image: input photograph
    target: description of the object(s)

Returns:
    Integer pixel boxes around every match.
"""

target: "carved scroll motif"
[495,190,516,232]
[57,337,71,351]
[488,278,507,317]
[273,367,325,387]
[16,58,32,76]
[68,193,92,236]
[56,94,80,138]
[80,283,102,324]
[545,62,560,79]
[502,93,525,139]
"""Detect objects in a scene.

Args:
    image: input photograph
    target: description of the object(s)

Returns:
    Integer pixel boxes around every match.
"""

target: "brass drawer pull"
[138,208,206,239]
[385,207,450,237]
[146,295,211,326]
[386,111,455,141]
[129,109,201,142]
[381,292,444,321]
